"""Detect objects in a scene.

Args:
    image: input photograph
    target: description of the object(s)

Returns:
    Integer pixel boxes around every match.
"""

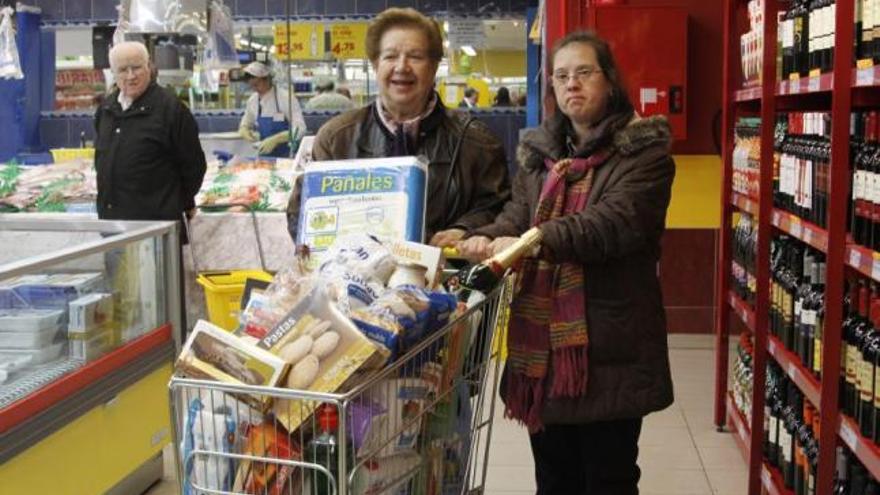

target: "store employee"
[237,61,307,157]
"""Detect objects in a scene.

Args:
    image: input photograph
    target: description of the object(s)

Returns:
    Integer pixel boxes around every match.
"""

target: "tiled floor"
[144,334,747,494]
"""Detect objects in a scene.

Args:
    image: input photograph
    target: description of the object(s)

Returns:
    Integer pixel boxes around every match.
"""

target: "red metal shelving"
[776,72,834,96]
[845,244,880,282]
[761,463,794,495]
[726,391,751,463]
[728,290,756,331]
[766,335,822,409]
[717,0,857,492]
[838,414,880,481]
[770,209,829,253]
[732,191,759,216]
[736,86,763,102]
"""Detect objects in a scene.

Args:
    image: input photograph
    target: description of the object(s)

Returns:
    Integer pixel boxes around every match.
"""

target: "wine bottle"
[451,227,543,293]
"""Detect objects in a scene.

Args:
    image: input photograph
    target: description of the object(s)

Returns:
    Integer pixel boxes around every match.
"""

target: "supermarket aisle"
[145,335,746,495]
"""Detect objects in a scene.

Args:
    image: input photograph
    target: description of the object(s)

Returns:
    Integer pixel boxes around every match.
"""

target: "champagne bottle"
[451,227,543,293]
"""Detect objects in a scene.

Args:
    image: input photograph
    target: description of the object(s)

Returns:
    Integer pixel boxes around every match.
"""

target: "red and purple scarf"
[502,151,611,432]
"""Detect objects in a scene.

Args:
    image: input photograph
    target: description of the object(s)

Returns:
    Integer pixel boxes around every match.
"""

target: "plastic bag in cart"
[0,7,22,80]
[182,397,237,495]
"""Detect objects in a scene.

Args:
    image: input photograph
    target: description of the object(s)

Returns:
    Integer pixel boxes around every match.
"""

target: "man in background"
[305,78,355,111]
[459,87,479,109]
[94,41,206,229]
[237,61,307,157]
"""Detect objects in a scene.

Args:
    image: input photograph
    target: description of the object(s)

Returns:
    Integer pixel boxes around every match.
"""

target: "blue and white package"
[297,156,428,260]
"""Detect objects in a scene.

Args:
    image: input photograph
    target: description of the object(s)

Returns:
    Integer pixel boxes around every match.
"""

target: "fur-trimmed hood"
[517,114,673,171]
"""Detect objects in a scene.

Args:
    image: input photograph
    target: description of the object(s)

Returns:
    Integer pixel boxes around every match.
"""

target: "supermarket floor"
[145,334,747,495]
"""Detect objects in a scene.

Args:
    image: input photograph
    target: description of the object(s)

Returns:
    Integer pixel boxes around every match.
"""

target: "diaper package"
[297,156,428,260]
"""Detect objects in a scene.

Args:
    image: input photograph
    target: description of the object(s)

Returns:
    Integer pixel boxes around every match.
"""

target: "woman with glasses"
[458,31,676,495]
[286,7,510,248]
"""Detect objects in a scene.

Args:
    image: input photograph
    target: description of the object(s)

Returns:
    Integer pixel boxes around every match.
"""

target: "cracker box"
[297,156,428,260]
[176,320,289,407]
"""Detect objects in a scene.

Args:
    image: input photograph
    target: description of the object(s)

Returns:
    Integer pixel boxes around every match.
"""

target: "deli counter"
[0,216,182,495]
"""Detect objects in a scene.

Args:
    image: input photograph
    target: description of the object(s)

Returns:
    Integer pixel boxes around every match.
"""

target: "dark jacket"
[472,114,676,424]
[94,82,206,224]
[286,100,510,242]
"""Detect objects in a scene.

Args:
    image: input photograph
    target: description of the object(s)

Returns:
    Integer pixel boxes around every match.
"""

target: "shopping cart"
[168,271,514,495]
[185,203,274,331]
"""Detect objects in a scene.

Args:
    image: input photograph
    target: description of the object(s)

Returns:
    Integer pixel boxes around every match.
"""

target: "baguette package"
[270,283,389,433]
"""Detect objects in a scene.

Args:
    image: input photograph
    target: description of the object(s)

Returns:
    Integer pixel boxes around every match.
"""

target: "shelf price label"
[808,77,820,92]
[872,259,880,280]
[851,249,863,269]
[761,467,773,489]
[274,23,325,60]
[768,338,776,355]
[330,23,367,60]
[790,217,803,238]
[841,419,858,451]
[803,228,813,244]
[857,67,875,86]
[772,211,781,226]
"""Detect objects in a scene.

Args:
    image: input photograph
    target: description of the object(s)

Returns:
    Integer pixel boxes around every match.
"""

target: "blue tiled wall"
[40,109,526,174]
[36,0,528,23]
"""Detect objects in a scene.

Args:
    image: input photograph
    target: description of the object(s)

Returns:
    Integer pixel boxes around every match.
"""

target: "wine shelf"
[771,209,829,252]
[766,335,822,409]
[732,191,759,216]
[728,290,756,331]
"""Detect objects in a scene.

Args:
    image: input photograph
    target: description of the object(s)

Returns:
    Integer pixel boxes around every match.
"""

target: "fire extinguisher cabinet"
[587,6,688,140]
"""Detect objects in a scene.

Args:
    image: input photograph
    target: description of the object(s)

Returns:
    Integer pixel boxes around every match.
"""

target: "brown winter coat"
[472,113,676,424]
[286,100,510,242]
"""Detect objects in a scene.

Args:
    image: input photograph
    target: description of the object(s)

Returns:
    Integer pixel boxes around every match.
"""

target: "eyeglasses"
[113,64,145,76]
[552,67,603,85]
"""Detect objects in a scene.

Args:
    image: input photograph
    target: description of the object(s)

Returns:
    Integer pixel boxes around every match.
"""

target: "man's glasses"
[113,65,145,76]
[552,67,603,85]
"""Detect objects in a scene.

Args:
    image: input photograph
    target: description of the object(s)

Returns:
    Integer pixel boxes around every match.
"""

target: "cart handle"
[182,202,267,274]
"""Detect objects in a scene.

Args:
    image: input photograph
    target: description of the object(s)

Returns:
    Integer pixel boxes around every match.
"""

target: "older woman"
[458,31,675,494]
[286,8,510,247]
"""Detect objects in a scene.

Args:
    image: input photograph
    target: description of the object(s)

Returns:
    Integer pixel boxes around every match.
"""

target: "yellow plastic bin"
[196,270,273,331]
[50,148,95,162]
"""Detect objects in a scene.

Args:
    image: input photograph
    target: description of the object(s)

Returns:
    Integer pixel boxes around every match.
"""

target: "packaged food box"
[68,293,114,333]
[297,156,428,261]
[12,273,104,310]
[69,329,112,362]
[0,275,49,309]
[0,341,67,366]
[0,325,63,349]
[270,285,389,434]
[176,320,289,407]
[0,308,65,333]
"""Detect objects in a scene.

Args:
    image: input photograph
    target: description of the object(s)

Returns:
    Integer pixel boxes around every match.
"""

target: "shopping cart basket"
[168,272,515,495]
[185,204,274,331]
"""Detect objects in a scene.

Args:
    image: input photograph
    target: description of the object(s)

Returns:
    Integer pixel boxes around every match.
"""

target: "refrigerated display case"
[0,216,182,495]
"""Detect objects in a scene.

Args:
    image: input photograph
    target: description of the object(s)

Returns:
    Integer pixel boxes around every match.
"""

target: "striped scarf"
[502,151,611,432]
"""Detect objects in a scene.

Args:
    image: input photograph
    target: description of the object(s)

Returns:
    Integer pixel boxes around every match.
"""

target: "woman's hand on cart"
[456,235,493,263]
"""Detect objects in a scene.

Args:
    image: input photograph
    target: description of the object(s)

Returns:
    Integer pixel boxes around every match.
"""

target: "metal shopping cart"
[169,272,514,495]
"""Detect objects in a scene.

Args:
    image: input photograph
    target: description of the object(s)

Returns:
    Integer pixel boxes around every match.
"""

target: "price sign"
[274,23,325,60]
[768,338,776,355]
[872,259,880,280]
[791,81,801,94]
[851,249,863,268]
[330,23,367,59]
[804,228,813,244]
[808,76,820,92]
[772,211,781,226]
